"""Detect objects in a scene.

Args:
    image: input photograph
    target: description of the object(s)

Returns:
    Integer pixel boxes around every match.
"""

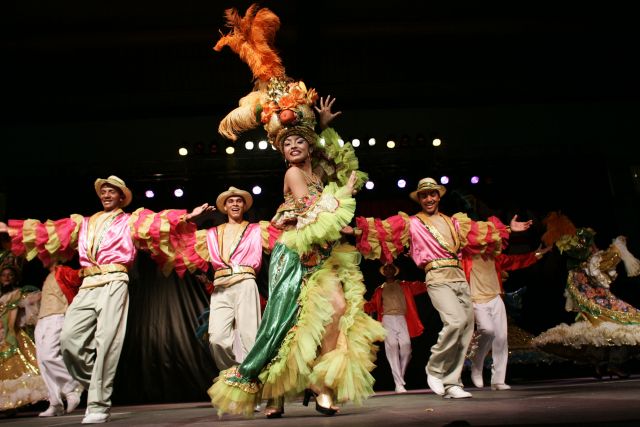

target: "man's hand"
[510,214,532,232]
[187,203,216,221]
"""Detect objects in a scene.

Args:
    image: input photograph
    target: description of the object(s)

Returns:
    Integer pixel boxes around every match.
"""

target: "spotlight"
[470,176,480,184]
[194,141,205,154]
[178,147,188,156]
[440,176,449,185]
[174,188,184,198]
[386,140,396,149]
[145,190,155,198]
[338,139,344,147]
[225,146,235,155]
[365,181,375,190]
[252,185,262,195]
[258,140,268,150]
[245,141,254,150]
[368,138,376,146]
[432,138,442,147]
[352,138,360,147]
[209,141,218,155]
[397,179,406,188]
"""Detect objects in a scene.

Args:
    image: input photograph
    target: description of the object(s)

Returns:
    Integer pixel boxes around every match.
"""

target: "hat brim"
[409,186,446,202]
[216,190,254,213]
[94,178,133,208]
[379,263,399,277]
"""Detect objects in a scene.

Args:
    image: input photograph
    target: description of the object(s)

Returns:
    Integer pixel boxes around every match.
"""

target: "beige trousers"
[426,280,474,390]
[60,280,129,415]
[208,277,262,370]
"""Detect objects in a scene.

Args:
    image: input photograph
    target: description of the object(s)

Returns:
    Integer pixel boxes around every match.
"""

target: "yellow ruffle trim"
[207,243,386,417]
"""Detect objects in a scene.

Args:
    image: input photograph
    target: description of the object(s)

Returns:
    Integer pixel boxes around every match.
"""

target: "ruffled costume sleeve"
[354,212,411,264]
[128,208,198,276]
[8,215,83,267]
[455,213,509,256]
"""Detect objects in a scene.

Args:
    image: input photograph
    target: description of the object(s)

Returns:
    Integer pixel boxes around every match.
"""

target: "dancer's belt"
[80,263,128,278]
[424,259,461,272]
[214,265,256,280]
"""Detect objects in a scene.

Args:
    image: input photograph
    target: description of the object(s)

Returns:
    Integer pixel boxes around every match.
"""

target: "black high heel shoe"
[303,389,338,416]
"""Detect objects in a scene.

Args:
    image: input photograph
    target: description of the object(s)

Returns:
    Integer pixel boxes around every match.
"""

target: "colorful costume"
[0,285,48,411]
[356,203,509,393]
[181,219,265,370]
[532,227,640,369]
[462,242,541,388]
[34,266,83,416]
[7,198,193,418]
[365,274,427,391]
[204,5,385,416]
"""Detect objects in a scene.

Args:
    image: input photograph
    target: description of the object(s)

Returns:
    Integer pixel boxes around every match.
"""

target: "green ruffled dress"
[207,130,386,417]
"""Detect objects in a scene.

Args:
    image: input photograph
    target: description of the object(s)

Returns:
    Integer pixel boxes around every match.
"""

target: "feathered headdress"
[214,4,319,151]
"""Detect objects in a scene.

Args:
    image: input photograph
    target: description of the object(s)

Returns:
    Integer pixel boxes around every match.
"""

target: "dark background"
[2,0,639,403]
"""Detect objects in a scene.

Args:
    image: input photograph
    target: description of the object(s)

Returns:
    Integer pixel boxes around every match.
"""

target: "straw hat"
[94,175,132,207]
[379,263,400,277]
[216,187,253,213]
[409,177,446,202]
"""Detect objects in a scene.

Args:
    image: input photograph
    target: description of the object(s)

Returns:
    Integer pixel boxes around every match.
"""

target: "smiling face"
[418,189,441,215]
[99,183,125,212]
[282,135,311,165]
[224,196,246,223]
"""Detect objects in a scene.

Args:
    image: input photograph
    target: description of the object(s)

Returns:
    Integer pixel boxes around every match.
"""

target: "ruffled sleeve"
[314,128,368,191]
[259,220,282,254]
[8,215,83,267]
[455,213,509,256]
[279,182,355,256]
[129,208,197,276]
[354,212,411,264]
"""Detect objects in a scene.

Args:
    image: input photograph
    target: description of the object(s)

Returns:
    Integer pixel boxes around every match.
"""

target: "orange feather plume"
[214,3,285,82]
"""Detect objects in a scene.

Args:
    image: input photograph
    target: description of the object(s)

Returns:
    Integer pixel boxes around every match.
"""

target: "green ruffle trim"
[313,128,368,191]
[207,244,386,417]
[280,182,355,257]
[260,243,385,402]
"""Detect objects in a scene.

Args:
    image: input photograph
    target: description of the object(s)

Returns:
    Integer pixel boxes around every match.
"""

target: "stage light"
[365,181,375,190]
[470,176,480,184]
[352,138,360,147]
[397,179,406,188]
[178,147,188,156]
[225,146,235,155]
[386,140,396,149]
[440,176,449,184]
[145,190,155,198]
[252,186,262,195]
[245,141,254,150]
[432,138,442,147]
[368,138,376,146]
[338,139,344,147]
[258,140,268,150]
[174,188,184,198]
[209,142,218,155]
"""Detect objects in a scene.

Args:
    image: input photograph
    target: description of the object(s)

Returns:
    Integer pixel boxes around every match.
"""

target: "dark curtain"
[113,251,217,404]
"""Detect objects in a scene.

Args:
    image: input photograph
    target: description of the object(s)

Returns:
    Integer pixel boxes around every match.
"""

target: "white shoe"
[82,412,111,424]
[66,389,83,413]
[491,383,511,391]
[443,386,472,399]
[395,385,407,393]
[426,371,445,396]
[471,365,484,388]
[39,405,64,417]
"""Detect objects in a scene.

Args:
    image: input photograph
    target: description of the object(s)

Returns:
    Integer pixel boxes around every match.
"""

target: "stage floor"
[2,376,639,426]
